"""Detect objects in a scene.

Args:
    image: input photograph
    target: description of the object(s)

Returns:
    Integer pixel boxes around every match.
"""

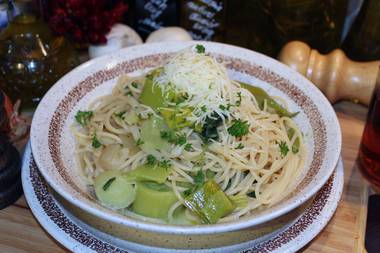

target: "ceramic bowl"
[30,41,341,248]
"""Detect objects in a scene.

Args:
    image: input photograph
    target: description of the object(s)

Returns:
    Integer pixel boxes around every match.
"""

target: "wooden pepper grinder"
[278,41,380,106]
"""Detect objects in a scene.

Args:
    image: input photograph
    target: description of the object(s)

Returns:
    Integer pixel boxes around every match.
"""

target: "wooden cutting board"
[0,101,370,253]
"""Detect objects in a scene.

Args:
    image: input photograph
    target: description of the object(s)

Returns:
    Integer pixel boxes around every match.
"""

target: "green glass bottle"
[0,0,79,110]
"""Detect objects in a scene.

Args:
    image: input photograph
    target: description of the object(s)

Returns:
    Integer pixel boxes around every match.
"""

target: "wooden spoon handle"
[278,41,380,106]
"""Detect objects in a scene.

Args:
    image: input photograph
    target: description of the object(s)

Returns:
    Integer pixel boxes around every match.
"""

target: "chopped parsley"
[176,134,187,146]
[219,104,227,110]
[236,92,242,106]
[279,141,289,157]
[136,138,144,146]
[235,143,245,149]
[193,170,205,185]
[75,110,93,127]
[228,119,250,137]
[160,131,187,146]
[126,91,133,96]
[146,154,157,165]
[184,143,193,151]
[131,82,139,88]
[114,111,126,120]
[102,177,116,191]
[159,160,171,170]
[92,134,102,149]
[160,131,173,140]
[183,170,206,197]
[195,44,205,54]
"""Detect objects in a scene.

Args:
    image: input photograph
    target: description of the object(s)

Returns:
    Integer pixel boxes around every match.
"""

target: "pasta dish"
[72,45,305,225]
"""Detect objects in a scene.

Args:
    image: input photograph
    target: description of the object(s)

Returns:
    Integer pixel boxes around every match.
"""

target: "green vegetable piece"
[124,112,139,125]
[159,107,193,130]
[75,110,93,126]
[195,44,205,54]
[114,111,126,120]
[287,127,300,154]
[228,119,250,137]
[184,180,235,224]
[140,115,171,153]
[199,113,223,142]
[171,206,196,225]
[132,182,178,219]
[92,134,102,148]
[240,82,298,117]
[102,177,116,191]
[94,170,136,209]
[279,141,289,157]
[229,194,248,209]
[125,163,171,184]
[139,71,167,111]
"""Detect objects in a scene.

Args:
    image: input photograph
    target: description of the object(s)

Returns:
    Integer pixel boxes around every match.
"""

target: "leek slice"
[94,170,136,209]
[132,182,178,219]
[184,180,235,224]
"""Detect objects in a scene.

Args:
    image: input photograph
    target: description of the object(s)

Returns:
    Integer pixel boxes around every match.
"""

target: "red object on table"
[358,68,380,188]
[0,91,12,134]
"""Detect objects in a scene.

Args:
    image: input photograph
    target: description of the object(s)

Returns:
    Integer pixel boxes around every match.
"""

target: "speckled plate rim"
[30,41,342,234]
[22,142,344,253]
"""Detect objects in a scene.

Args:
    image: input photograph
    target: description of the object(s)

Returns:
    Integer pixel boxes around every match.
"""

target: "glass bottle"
[358,68,380,188]
[224,0,347,57]
[179,0,227,41]
[129,0,180,40]
[342,0,380,61]
[0,0,79,110]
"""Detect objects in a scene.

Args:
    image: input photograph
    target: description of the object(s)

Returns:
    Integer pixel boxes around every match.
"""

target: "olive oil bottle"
[0,0,79,110]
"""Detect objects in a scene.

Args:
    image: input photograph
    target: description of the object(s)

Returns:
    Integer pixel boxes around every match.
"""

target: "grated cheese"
[154,46,237,124]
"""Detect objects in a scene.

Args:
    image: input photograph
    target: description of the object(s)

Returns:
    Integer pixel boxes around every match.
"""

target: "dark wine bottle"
[342,0,380,61]
[179,0,227,41]
[130,0,179,40]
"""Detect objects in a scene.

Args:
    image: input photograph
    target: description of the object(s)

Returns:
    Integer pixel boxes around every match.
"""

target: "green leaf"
[75,110,93,127]
[236,92,242,106]
[131,82,139,88]
[184,143,193,151]
[279,141,289,157]
[159,160,171,170]
[114,111,126,120]
[102,177,116,191]
[228,119,250,137]
[92,134,102,149]
[146,154,157,166]
[235,143,244,149]
[195,44,205,53]
[193,170,205,186]
[136,138,144,146]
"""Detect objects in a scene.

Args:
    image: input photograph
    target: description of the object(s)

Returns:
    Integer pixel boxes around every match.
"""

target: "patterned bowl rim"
[30,41,341,235]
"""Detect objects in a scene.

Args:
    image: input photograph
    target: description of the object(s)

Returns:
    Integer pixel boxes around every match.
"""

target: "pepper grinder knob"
[278,41,380,106]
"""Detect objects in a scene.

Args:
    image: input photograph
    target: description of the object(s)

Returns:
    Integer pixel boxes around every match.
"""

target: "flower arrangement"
[48,0,128,45]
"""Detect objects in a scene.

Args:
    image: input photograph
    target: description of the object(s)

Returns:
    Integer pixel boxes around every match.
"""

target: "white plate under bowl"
[22,143,344,253]
[30,41,341,237]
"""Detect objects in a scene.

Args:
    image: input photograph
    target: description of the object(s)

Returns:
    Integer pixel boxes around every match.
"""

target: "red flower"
[48,0,128,45]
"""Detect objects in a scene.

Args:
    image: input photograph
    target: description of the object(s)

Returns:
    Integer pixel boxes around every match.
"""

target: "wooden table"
[0,101,370,253]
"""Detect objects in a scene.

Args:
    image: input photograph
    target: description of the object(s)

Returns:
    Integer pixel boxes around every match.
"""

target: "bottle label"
[181,0,226,41]
[135,0,178,38]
